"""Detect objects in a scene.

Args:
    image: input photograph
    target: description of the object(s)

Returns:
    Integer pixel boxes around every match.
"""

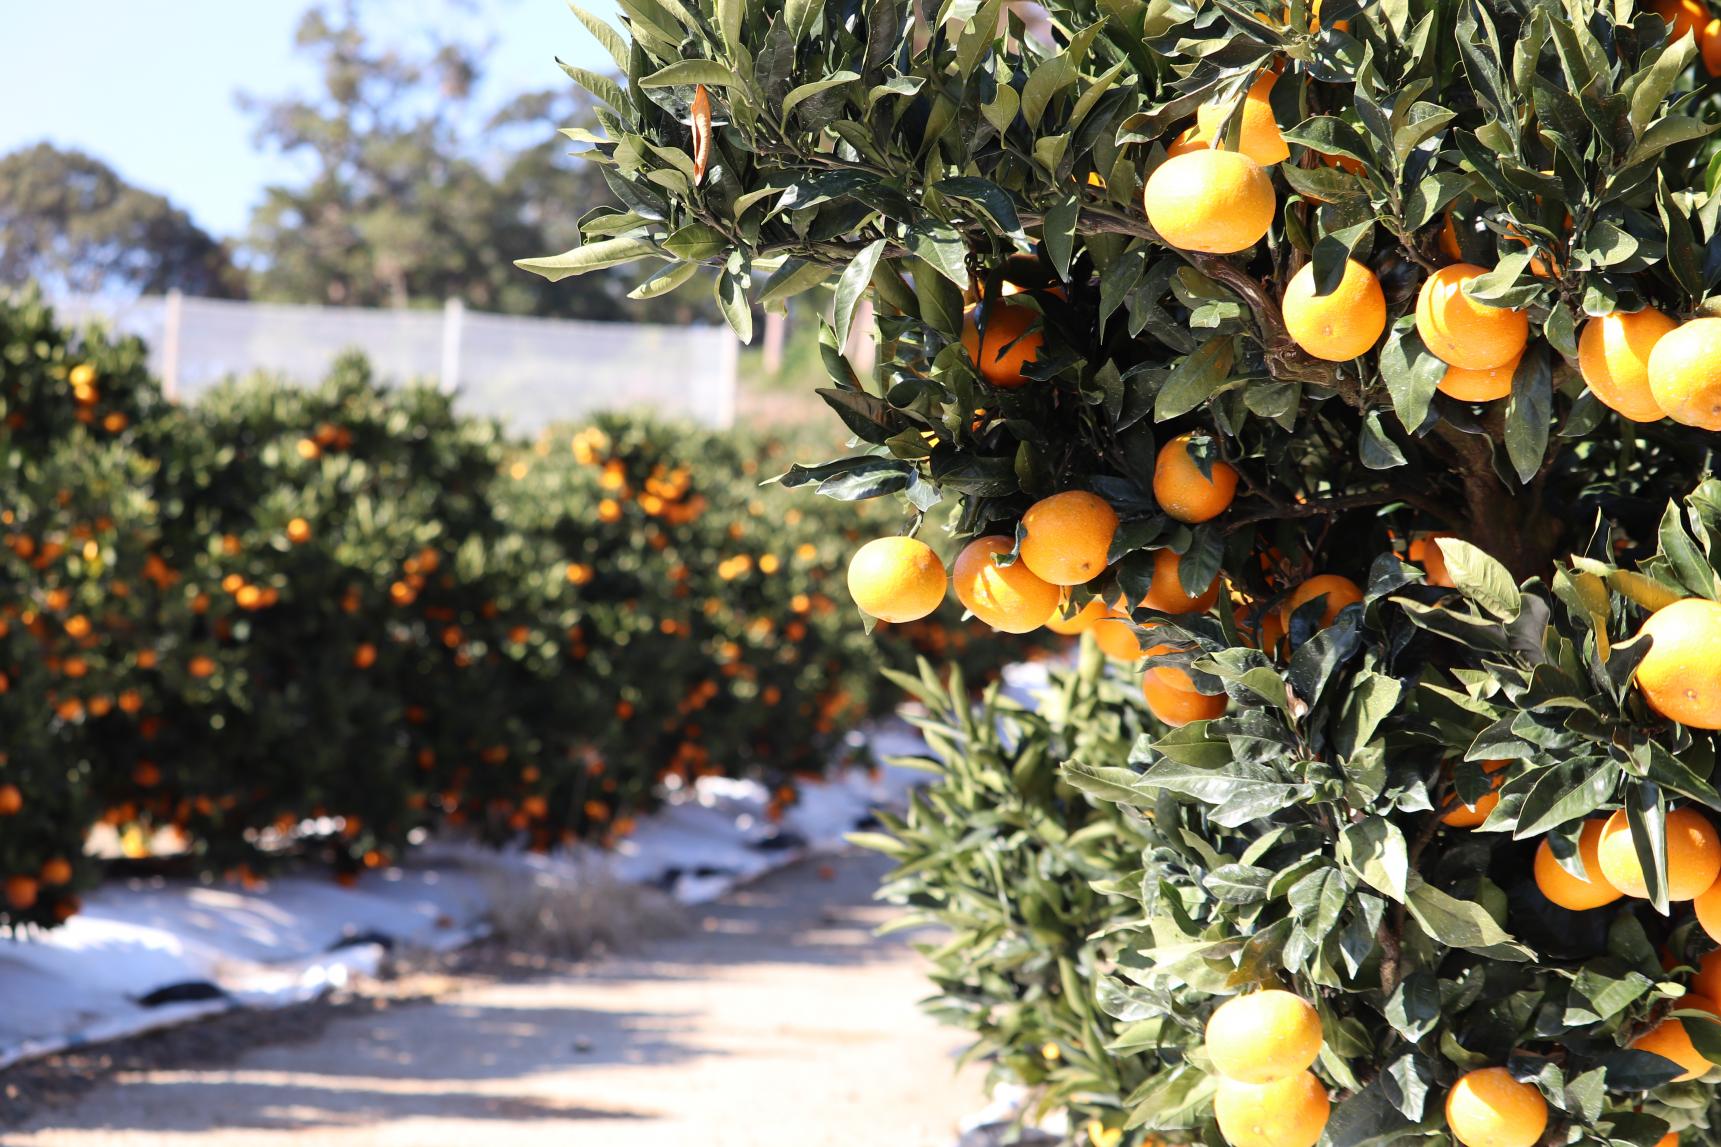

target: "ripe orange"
[1696,877,1721,942]
[848,537,947,623]
[1142,671,1226,726]
[1194,72,1289,167]
[0,784,21,815]
[1213,1070,1329,1147]
[1415,264,1529,370]
[1092,610,1149,659]
[1696,947,1721,1001]
[39,857,73,886]
[1444,1067,1548,1147]
[952,536,1060,633]
[188,655,217,679]
[1597,806,1721,900]
[1019,491,1118,586]
[1166,125,1206,156]
[1280,574,1363,630]
[1630,998,1720,1082]
[1205,990,1323,1083]
[1046,596,1109,636]
[1143,150,1276,254]
[1655,0,1708,41]
[4,875,38,911]
[1440,759,1508,828]
[1705,17,1721,75]
[1438,354,1520,403]
[286,517,312,544]
[1153,433,1239,523]
[1532,818,1622,911]
[1635,599,1721,729]
[1409,532,1456,588]
[1578,308,1676,423]
[353,642,378,670]
[961,301,1044,388]
[1649,318,1721,430]
[1281,259,1387,362]
[1142,641,1202,692]
[1136,547,1222,614]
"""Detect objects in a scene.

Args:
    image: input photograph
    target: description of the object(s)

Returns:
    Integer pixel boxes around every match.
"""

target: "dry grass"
[482,863,689,958]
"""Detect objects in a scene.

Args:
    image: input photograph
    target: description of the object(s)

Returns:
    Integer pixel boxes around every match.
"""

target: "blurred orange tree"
[0,290,1035,928]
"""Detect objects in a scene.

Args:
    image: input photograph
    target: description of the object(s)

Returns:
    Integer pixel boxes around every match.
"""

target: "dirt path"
[6,852,985,1146]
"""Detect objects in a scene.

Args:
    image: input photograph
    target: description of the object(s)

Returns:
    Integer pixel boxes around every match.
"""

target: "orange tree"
[531,0,1721,1142]
[0,289,1032,926]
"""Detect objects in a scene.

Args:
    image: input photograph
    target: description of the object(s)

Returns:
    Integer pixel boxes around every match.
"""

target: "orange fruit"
[1046,596,1109,636]
[39,858,73,886]
[0,784,21,815]
[1533,818,1622,911]
[4,875,38,911]
[848,537,947,623]
[1438,354,1520,402]
[1153,433,1239,523]
[1444,1067,1548,1147]
[1696,877,1721,942]
[1194,72,1289,167]
[1142,672,1226,726]
[1019,491,1118,586]
[1092,611,1149,660]
[1281,259,1387,362]
[1648,318,1721,431]
[1695,948,1721,1001]
[1143,641,1203,692]
[1655,0,1708,41]
[1635,599,1721,729]
[1213,1070,1329,1147]
[1658,1133,1681,1147]
[1705,17,1721,75]
[1415,263,1529,370]
[353,642,378,670]
[1409,532,1456,587]
[1280,574,1364,630]
[961,301,1044,388]
[1143,150,1276,254]
[1205,990,1323,1083]
[1578,308,1676,422]
[1166,124,1206,156]
[1597,806,1721,900]
[952,536,1060,633]
[1136,547,1222,614]
[1630,997,1720,1082]
[1440,759,1508,828]
[286,517,312,544]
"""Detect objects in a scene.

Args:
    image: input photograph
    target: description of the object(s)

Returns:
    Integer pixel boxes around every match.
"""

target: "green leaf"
[833,239,887,350]
[782,71,861,119]
[567,3,631,71]
[758,257,832,306]
[1042,195,1081,279]
[714,266,753,343]
[1377,320,1444,432]
[1154,337,1235,421]
[515,236,662,282]
[627,260,701,299]
[1436,539,1522,621]
[1340,817,1410,902]
[1062,760,1149,805]
[1405,880,1531,959]
[640,60,748,89]
[905,221,971,290]
[1503,350,1552,485]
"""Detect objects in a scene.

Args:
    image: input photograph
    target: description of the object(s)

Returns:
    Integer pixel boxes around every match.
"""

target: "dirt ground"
[3,852,985,1146]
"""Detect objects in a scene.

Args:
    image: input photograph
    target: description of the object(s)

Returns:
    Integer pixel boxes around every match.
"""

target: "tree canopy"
[0,142,245,299]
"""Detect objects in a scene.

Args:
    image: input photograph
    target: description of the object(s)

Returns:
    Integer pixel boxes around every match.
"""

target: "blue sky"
[0,0,617,237]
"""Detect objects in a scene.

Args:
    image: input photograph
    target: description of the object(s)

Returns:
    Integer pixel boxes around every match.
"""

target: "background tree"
[242,1,714,323]
[0,142,245,299]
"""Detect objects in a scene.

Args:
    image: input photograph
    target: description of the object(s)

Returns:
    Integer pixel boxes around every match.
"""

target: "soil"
[1,851,985,1146]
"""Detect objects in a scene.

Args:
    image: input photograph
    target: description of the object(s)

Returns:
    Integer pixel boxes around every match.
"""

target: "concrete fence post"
[161,290,184,402]
[440,298,465,393]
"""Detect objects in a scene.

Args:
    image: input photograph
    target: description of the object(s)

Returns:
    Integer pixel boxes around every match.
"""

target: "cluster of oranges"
[846,432,1396,727]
